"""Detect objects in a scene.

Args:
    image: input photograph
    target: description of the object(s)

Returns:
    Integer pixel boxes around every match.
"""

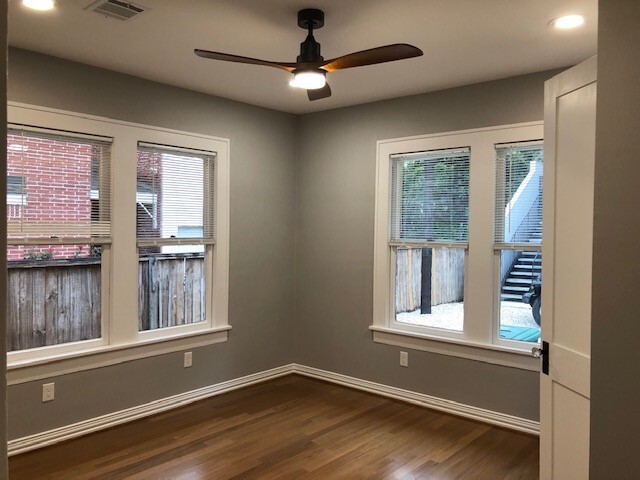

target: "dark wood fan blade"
[321,44,423,72]
[195,49,297,72]
[307,83,332,101]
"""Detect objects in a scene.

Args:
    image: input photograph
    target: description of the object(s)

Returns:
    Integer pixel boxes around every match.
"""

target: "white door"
[539,56,597,479]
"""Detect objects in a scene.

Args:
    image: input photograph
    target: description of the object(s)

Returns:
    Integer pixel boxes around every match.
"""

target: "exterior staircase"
[501,199,543,302]
[500,161,543,302]
[501,250,542,301]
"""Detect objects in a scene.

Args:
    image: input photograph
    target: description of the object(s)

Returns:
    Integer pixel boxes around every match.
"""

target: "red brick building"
[6,132,165,261]
[7,132,95,260]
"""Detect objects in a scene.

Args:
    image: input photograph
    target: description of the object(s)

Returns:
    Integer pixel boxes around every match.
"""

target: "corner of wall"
[291,112,302,365]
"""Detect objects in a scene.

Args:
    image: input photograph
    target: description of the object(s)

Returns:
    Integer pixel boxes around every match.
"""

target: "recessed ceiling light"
[22,0,56,11]
[550,15,585,30]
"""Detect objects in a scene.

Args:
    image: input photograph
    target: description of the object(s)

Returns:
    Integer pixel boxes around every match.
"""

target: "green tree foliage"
[397,148,540,243]
[504,150,532,203]
[400,155,469,242]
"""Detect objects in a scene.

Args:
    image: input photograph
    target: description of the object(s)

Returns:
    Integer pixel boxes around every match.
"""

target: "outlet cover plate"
[184,351,193,368]
[42,382,55,402]
[400,351,409,367]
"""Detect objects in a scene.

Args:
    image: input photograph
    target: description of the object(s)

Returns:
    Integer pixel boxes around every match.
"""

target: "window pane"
[7,244,102,352]
[395,247,464,331]
[498,249,542,343]
[7,129,111,241]
[136,144,213,332]
[390,149,470,243]
[136,146,214,242]
[495,144,543,244]
[138,247,206,331]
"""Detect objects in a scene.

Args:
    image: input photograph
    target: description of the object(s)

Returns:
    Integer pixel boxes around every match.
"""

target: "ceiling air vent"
[87,0,144,21]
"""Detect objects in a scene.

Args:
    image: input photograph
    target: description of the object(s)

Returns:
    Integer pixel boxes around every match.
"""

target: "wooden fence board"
[8,255,206,351]
[90,265,101,339]
[44,267,59,348]
[395,247,465,314]
[138,259,148,331]
[170,259,184,326]
[7,260,101,351]
[138,254,206,331]
[32,269,46,349]
[194,262,205,323]
[432,247,465,305]
[58,268,69,345]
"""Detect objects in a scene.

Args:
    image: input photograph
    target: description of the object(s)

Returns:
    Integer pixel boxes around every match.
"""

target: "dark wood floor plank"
[9,375,539,479]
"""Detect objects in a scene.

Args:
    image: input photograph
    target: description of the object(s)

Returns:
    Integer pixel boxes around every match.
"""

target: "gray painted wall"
[294,70,563,421]
[6,48,297,439]
[590,1,640,477]
[1,1,8,476]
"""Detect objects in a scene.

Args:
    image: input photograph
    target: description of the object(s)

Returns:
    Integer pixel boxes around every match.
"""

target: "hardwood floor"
[9,375,539,479]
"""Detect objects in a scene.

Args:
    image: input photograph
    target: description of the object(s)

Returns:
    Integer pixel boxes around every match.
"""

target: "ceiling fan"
[195,8,423,101]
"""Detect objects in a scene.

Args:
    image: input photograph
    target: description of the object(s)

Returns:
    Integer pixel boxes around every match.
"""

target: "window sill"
[7,326,231,385]
[369,326,539,371]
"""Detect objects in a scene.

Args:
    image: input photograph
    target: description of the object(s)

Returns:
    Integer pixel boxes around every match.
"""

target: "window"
[373,123,543,370]
[6,127,111,353]
[136,144,215,331]
[494,143,543,344]
[7,103,230,378]
[7,175,26,206]
[390,149,469,335]
[177,226,204,238]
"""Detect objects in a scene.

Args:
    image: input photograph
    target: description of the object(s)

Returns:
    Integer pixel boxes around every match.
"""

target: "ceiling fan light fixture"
[551,14,585,30]
[22,0,56,11]
[289,69,326,90]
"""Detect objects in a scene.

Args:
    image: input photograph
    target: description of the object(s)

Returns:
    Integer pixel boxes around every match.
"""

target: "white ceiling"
[8,0,597,114]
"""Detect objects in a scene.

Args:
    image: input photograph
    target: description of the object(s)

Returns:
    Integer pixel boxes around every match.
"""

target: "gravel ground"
[397,301,539,331]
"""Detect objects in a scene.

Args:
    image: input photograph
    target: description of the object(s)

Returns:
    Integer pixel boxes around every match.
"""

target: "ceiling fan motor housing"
[297,9,324,63]
[297,36,323,63]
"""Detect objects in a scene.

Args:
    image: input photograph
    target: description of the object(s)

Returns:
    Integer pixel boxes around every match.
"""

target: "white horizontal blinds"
[136,143,215,246]
[494,143,544,246]
[6,127,112,243]
[390,148,470,245]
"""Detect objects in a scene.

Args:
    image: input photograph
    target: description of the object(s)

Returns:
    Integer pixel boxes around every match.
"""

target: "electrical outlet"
[400,351,409,367]
[184,351,193,368]
[42,382,55,402]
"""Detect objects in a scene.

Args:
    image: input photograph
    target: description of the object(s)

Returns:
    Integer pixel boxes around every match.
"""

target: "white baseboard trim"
[292,364,540,436]
[9,362,538,455]
[8,364,296,456]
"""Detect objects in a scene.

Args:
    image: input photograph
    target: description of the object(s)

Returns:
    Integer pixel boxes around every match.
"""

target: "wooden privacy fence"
[7,258,101,352]
[138,254,206,331]
[395,247,465,313]
[7,254,206,351]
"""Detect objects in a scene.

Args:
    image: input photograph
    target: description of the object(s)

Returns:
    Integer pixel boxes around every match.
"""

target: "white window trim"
[373,122,543,371]
[6,102,231,382]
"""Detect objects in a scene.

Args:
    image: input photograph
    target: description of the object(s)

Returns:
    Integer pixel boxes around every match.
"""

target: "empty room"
[1,0,639,479]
